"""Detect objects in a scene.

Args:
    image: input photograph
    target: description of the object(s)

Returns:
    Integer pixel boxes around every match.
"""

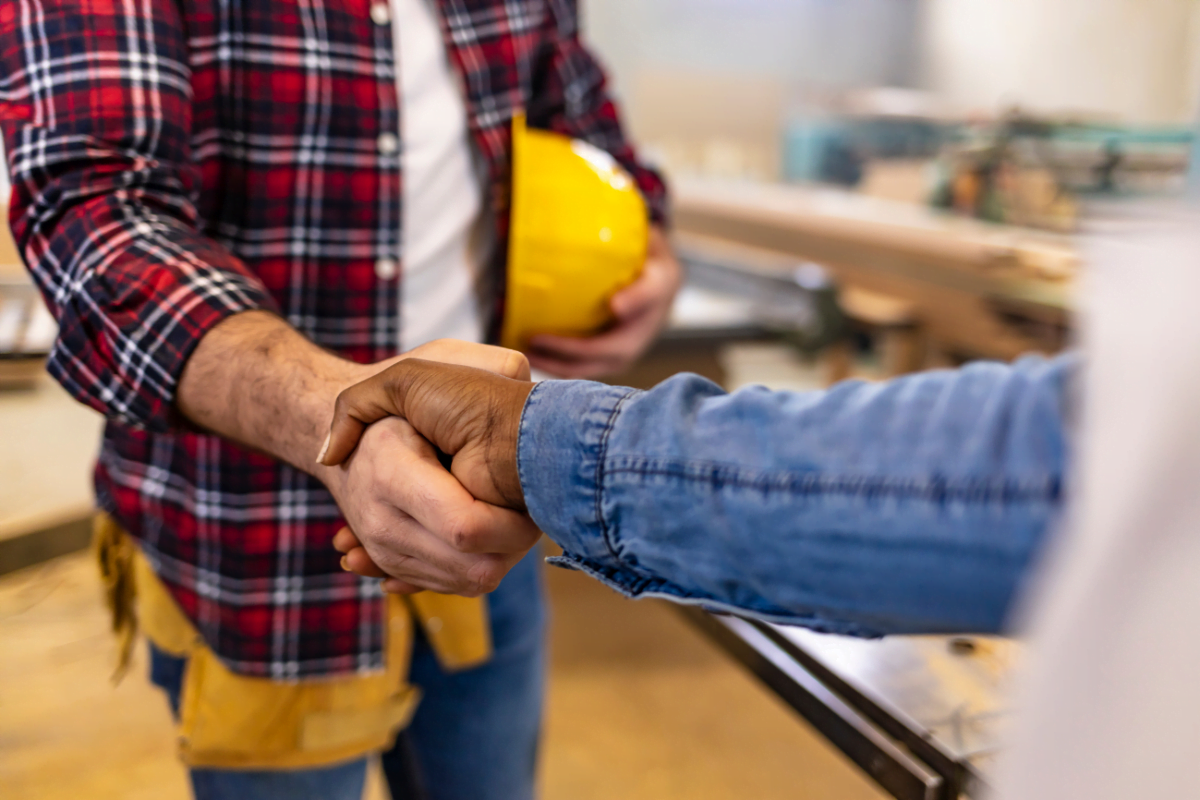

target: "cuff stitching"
[592,387,638,563]
[514,382,543,505]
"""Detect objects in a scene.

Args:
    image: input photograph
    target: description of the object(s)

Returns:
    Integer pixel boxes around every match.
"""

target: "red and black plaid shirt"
[1,0,666,678]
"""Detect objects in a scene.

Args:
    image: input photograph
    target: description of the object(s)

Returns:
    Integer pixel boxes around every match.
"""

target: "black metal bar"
[681,608,943,800]
[746,620,977,798]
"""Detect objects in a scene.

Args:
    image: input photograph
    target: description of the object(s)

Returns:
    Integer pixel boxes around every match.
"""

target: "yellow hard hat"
[500,113,649,351]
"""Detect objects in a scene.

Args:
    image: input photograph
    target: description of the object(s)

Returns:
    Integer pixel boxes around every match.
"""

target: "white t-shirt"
[392,0,488,351]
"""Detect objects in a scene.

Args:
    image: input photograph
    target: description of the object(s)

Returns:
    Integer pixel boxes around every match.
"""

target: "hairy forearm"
[177,311,370,476]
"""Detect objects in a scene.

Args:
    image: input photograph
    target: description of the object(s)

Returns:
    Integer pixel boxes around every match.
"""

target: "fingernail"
[316,432,331,464]
[340,556,350,571]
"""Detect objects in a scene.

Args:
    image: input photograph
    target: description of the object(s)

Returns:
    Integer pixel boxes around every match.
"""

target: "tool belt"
[93,512,491,769]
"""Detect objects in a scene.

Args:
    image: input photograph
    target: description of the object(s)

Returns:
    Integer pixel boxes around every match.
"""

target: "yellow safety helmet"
[500,113,649,351]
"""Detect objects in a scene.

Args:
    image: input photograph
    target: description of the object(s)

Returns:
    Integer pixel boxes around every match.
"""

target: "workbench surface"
[673,179,1077,361]
[0,375,103,552]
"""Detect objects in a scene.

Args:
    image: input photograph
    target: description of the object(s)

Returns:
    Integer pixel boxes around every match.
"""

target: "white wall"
[583,0,922,97]
[921,0,1200,124]
[580,0,924,179]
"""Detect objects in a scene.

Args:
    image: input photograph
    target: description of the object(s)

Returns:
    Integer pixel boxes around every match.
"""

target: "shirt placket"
[370,0,403,359]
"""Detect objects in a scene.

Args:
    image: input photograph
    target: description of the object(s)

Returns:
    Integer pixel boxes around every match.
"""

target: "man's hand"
[176,313,533,595]
[526,226,681,378]
[317,359,537,592]
[321,414,538,595]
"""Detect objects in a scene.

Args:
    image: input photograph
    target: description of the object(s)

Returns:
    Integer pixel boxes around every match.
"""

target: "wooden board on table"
[672,181,1076,361]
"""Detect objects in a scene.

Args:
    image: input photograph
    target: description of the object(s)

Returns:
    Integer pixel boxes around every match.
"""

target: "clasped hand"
[317,346,538,595]
[315,231,679,594]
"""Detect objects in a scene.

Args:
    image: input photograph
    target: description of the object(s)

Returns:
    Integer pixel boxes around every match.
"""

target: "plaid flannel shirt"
[0,0,666,678]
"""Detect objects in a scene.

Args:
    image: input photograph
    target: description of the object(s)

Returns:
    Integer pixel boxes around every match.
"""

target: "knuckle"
[465,559,502,596]
[414,339,453,361]
[362,416,405,449]
[444,512,483,552]
[455,583,484,598]
[504,350,530,379]
[356,512,388,544]
[359,507,408,543]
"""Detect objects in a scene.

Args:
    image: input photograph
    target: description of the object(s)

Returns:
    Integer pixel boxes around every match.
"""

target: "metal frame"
[680,608,983,800]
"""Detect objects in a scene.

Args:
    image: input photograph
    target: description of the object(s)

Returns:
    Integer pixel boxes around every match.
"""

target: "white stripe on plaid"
[2,0,666,677]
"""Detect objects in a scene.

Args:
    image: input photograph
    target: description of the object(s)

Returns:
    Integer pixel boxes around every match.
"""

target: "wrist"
[309,359,377,485]
[487,381,535,510]
[178,310,389,484]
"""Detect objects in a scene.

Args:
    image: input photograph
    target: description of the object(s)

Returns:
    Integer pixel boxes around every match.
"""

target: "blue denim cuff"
[517,379,639,566]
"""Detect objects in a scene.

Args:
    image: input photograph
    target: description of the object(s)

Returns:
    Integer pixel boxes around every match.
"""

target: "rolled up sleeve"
[0,0,276,430]
[517,379,640,563]
[517,357,1075,637]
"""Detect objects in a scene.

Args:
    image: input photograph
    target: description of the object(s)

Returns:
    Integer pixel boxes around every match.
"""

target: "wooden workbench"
[0,208,104,573]
[0,376,104,573]
[672,179,1077,361]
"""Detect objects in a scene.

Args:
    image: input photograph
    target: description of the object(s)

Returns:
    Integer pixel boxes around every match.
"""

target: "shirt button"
[377,132,399,155]
[375,258,398,280]
[369,1,390,25]
[425,616,443,634]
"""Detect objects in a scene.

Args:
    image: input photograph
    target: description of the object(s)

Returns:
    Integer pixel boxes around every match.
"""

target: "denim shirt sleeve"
[518,354,1075,637]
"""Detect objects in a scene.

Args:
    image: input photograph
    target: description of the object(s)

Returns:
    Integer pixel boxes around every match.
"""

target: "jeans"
[149,548,545,800]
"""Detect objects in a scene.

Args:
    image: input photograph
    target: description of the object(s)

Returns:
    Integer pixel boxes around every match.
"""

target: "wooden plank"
[672,183,1076,360]
[673,180,1078,286]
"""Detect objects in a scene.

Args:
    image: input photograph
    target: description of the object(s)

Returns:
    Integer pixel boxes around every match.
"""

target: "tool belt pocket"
[94,514,423,770]
[148,560,422,770]
[175,638,422,770]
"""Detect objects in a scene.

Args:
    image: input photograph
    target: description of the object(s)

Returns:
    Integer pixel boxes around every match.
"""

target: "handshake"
[314,341,542,597]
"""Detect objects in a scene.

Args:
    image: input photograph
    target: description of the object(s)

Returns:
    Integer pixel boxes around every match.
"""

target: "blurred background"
[3,1,1199,798]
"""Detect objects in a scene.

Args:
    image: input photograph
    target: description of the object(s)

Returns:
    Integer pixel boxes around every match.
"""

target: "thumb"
[318,344,529,467]
[318,367,413,466]
[321,358,486,467]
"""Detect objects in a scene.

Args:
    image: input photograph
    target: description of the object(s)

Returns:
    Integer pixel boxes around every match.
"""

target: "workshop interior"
[3,0,1200,798]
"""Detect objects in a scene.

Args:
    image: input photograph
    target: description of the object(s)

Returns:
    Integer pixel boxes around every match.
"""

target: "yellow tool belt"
[93,513,492,770]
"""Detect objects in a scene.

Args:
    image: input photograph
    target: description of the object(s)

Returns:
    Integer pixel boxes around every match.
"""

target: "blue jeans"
[149,549,546,800]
